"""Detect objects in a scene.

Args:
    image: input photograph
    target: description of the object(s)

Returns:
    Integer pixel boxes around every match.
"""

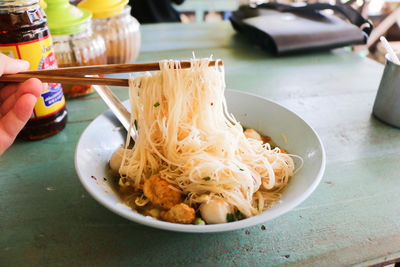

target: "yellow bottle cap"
[78,0,128,19]
[40,0,47,9]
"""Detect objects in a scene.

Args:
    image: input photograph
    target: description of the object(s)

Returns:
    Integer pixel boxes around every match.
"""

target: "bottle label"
[0,35,65,119]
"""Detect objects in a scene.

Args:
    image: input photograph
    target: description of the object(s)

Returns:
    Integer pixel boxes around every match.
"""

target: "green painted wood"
[1,22,398,267]
[173,0,240,22]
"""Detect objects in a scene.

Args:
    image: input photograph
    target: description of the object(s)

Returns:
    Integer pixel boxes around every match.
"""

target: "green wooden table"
[2,22,399,266]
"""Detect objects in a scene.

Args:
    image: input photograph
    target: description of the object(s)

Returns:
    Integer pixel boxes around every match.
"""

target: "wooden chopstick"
[0,74,129,87]
[17,60,223,76]
[0,60,223,87]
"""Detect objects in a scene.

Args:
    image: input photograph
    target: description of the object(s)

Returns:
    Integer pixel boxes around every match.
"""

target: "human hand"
[0,53,43,155]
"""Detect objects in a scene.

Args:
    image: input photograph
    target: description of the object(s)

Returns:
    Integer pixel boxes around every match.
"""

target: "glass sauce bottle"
[0,0,67,140]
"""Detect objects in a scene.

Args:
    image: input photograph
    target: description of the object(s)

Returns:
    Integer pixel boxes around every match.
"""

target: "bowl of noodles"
[75,59,325,233]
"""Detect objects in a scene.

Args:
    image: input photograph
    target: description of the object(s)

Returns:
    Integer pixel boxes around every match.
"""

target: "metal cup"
[373,54,400,128]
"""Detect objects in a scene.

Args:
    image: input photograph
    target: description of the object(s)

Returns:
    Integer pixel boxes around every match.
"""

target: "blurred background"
[175,0,400,64]
[67,0,400,64]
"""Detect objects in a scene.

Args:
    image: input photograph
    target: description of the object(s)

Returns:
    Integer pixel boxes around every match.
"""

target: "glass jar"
[45,0,107,98]
[78,0,141,64]
[52,24,106,97]
[92,6,140,64]
[0,0,68,140]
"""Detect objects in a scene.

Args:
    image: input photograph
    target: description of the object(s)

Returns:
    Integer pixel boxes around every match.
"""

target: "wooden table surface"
[2,22,400,267]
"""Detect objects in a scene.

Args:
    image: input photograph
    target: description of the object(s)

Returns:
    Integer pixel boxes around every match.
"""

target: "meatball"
[160,203,195,224]
[143,174,182,209]
[109,148,125,172]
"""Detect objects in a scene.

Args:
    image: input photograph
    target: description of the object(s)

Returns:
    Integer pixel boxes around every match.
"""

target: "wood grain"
[0,74,129,86]
[15,60,222,76]
[0,60,222,86]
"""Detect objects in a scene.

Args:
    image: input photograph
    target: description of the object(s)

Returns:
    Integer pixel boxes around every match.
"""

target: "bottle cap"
[78,0,128,19]
[40,0,47,9]
[45,0,92,36]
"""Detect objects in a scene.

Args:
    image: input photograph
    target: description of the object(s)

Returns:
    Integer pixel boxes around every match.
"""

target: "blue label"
[41,83,64,107]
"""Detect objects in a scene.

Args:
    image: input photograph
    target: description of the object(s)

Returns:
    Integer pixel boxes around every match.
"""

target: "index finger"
[0,53,30,76]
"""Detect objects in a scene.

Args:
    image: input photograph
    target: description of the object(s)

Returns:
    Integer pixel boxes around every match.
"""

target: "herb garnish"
[226,213,234,222]
[154,102,160,107]
[203,177,211,181]
[235,211,243,220]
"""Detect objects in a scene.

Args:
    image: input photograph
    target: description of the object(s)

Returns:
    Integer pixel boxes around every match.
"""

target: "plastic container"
[78,0,141,64]
[45,0,107,98]
[0,0,68,140]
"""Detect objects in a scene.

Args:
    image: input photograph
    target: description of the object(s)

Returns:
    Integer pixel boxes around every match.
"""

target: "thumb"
[0,53,30,76]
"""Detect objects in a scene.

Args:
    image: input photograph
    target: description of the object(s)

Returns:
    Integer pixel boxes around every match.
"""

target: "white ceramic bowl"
[75,90,325,233]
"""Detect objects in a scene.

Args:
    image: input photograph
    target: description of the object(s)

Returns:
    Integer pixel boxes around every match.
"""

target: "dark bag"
[229,3,373,54]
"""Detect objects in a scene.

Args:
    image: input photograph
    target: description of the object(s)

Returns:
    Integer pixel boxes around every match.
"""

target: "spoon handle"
[92,85,135,140]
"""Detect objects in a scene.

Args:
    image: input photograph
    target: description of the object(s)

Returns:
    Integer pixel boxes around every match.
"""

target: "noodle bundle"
[117,58,295,222]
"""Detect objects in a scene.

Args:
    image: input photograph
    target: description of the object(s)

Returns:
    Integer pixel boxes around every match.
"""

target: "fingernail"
[17,59,30,69]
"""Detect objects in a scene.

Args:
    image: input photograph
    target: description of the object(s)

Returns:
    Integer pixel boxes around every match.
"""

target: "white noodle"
[119,58,296,217]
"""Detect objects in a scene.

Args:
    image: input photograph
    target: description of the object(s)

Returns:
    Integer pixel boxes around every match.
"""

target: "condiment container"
[78,0,141,64]
[373,53,400,128]
[45,0,107,98]
[0,0,67,140]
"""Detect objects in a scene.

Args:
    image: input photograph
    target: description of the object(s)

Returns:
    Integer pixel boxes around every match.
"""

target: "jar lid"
[40,0,47,9]
[44,0,92,36]
[78,0,128,19]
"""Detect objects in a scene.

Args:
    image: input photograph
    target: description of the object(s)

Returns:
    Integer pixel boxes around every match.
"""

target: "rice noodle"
[118,58,296,218]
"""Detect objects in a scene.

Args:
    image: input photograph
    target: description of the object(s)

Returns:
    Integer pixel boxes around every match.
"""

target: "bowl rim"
[74,89,326,233]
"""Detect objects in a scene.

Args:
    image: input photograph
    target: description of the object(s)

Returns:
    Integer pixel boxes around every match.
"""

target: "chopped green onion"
[239,168,244,171]
[226,213,234,222]
[235,211,243,220]
[154,102,160,107]
[194,218,205,225]
[202,177,211,181]
[134,119,138,129]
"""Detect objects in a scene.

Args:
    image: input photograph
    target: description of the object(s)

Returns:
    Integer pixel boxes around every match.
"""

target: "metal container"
[373,54,400,128]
